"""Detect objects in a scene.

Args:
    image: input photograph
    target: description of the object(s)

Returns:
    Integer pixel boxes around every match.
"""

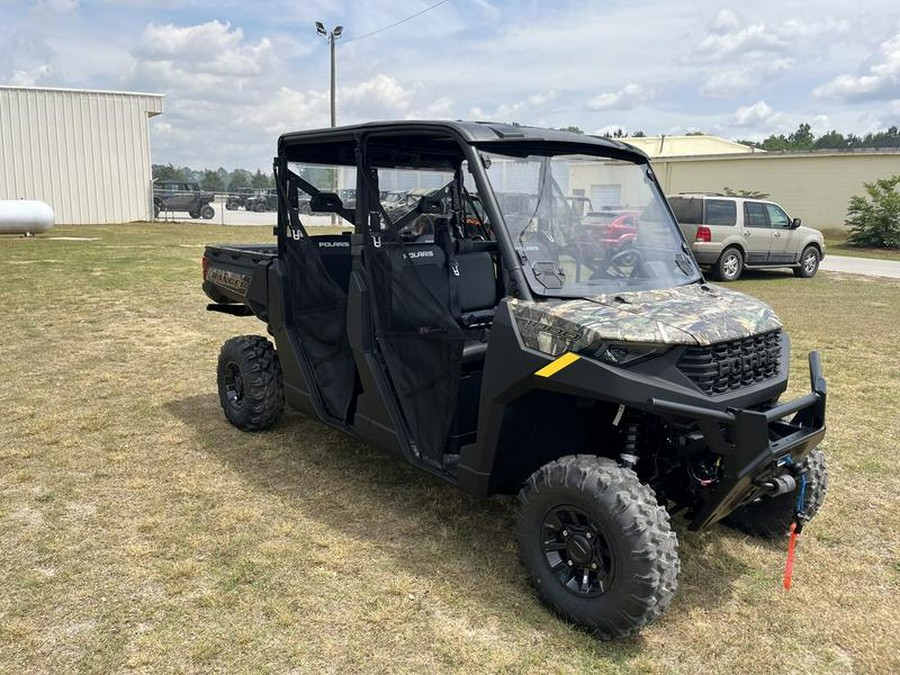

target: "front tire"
[217,336,284,431]
[793,245,820,278]
[201,205,215,220]
[516,455,680,639]
[714,247,744,281]
[725,448,828,538]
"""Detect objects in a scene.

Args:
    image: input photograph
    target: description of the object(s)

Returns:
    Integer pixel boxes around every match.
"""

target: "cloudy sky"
[2,0,898,170]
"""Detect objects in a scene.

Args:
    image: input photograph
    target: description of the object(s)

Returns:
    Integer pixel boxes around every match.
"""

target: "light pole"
[315,22,343,128]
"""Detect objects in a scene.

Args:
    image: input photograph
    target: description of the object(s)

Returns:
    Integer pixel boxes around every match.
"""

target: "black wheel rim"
[223,362,245,409]
[541,505,615,598]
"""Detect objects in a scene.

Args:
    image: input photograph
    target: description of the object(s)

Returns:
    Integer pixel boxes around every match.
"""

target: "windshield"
[482,152,700,296]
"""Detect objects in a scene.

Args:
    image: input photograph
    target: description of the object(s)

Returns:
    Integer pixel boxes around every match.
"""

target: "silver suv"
[667,193,825,281]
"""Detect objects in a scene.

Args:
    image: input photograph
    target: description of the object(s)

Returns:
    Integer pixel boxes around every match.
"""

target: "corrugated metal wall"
[650,151,900,228]
[0,86,163,224]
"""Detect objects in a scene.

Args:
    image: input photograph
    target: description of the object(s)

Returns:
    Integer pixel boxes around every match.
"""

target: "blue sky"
[2,0,899,170]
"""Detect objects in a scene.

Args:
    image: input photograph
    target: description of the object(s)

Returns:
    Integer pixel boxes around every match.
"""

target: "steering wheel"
[607,247,643,278]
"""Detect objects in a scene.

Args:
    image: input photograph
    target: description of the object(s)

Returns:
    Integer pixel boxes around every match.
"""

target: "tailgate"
[202,244,276,319]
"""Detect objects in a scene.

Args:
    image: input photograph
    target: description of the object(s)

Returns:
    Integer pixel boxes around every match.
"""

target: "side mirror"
[791,217,801,229]
[309,192,344,213]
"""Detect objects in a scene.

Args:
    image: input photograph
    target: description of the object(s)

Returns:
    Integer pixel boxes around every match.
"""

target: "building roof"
[621,135,760,158]
[0,85,164,117]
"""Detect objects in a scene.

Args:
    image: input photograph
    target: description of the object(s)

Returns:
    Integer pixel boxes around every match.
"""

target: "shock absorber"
[616,407,642,469]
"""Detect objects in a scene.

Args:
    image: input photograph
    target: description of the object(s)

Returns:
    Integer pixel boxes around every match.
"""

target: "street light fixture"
[316,21,343,128]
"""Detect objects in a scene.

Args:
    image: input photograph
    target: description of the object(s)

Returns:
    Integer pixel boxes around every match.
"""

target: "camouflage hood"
[510,283,782,357]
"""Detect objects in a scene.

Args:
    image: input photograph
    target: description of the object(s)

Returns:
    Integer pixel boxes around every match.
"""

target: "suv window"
[668,196,702,224]
[744,202,768,228]
[764,203,790,228]
[704,199,736,226]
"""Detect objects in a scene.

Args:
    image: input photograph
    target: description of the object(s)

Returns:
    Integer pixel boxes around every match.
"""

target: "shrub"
[846,176,900,249]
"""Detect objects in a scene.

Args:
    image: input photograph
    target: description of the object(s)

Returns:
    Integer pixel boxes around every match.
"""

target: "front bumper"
[649,351,827,530]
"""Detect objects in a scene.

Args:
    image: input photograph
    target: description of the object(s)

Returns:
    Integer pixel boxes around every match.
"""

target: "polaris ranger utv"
[201,122,827,638]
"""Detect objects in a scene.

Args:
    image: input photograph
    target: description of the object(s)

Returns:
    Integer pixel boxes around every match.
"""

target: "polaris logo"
[718,348,776,378]
[318,241,350,248]
[406,250,435,259]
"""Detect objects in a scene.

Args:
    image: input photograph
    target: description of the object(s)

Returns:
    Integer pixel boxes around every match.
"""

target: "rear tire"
[714,247,744,281]
[217,336,284,431]
[725,448,828,538]
[793,245,820,278]
[516,455,680,639]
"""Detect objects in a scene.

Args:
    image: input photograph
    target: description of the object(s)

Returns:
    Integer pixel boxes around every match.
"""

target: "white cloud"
[701,59,793,97]
[586,84,649,111]
[592,124,627,136]
[468,91,557,123]
[813,33,900,101]
[731,101,781,128]
[342,74,414,115]
[9,64,52,86]
[32,0,79,12]
[135,21,275,81]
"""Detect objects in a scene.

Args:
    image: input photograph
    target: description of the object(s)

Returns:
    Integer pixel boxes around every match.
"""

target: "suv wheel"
[516,455,680,639]
[189,210,200,219]
[201,205,215,220]
[726,448,827,538]
[793,245,820,278]
[715,247,744,281]
[217,335,285,431]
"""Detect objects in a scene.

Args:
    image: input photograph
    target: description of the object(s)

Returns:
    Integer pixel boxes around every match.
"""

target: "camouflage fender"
[510,284,782,357]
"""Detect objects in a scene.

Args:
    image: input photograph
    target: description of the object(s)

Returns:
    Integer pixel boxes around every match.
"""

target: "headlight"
[583,341,670,366]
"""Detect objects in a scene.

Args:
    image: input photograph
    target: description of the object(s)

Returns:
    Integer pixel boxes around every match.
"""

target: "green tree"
[200,169,226,193]
[152,163,187,181]
[229,169,252,191]
[250,169,273,189]
[845,176,900,249]
[814,130,849,150]
[787,123,815,150]
[557,125,584,134]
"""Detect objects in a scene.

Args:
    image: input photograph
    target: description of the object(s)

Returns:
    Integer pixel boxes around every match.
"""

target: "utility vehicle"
[201,122,827,638]
[668,193,825,281]
[154,181,215,220]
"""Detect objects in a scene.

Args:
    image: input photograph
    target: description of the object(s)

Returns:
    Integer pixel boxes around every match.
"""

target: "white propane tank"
[0,200,55,235]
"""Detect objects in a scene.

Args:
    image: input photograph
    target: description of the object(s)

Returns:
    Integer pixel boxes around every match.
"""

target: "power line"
[341,0,453,43]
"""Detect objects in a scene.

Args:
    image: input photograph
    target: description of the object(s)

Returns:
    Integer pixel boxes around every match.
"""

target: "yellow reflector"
[534,352,581,378]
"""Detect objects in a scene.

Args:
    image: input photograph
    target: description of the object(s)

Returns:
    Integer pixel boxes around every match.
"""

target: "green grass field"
[820,227,900,261]
[2,223,898,674]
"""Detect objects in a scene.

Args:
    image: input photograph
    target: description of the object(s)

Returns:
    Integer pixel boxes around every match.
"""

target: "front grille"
[679,330,782,395]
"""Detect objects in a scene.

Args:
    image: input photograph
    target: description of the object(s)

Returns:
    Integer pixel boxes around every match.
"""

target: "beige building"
[567,135,900,228]
[650,150,900,228]
[0,85,164,224]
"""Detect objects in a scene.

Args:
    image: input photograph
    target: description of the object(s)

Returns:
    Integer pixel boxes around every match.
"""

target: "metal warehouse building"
[0,85,164,224]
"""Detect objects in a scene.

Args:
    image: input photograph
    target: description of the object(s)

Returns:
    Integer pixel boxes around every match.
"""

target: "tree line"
[152,164,275,193]
[551,123,900,151]
[736,124,900,152]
